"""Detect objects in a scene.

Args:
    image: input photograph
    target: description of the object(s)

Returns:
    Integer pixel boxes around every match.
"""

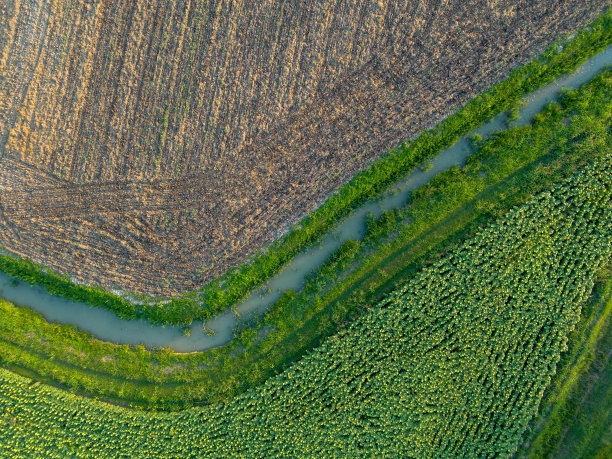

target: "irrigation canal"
[1,45,610,352]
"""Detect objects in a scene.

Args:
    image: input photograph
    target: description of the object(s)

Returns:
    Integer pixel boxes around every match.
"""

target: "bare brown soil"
[0,0,606,295]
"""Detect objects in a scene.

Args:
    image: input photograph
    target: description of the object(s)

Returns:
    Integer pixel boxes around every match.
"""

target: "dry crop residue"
[0,0,606,295]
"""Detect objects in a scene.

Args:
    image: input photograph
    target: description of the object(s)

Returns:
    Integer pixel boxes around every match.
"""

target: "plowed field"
[0,0,605,295]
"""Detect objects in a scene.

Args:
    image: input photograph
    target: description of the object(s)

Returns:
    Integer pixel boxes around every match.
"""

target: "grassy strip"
[0,69,608,409]
[566,362,612,458]
[554,345,612,458]
[515,272,612,458]
[1,12,611,325]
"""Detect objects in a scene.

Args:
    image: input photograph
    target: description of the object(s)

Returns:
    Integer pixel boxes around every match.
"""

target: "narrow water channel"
[2,45,611,352]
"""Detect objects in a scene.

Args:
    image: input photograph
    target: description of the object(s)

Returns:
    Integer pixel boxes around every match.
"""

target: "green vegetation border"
[0,11,611,325]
